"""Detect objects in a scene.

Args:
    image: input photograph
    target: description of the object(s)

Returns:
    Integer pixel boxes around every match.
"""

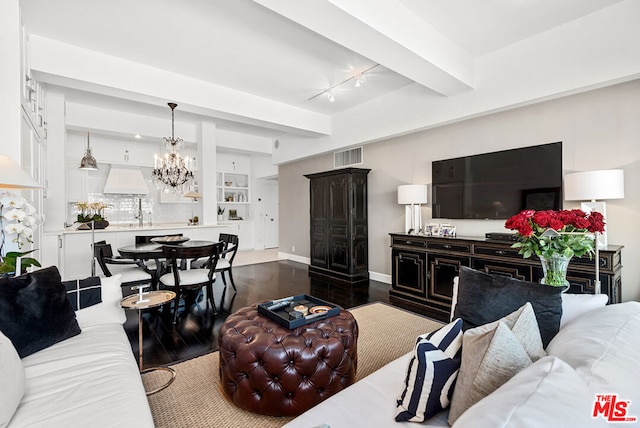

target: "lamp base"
[404,205,423,234]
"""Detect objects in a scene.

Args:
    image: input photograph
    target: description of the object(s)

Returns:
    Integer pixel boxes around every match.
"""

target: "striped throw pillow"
[395,318,463,422]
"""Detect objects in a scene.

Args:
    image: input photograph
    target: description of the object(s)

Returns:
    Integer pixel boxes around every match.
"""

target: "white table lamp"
[398,184,428,234]
[564,169,624,248]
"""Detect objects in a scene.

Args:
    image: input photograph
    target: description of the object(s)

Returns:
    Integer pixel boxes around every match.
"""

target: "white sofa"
[2,275,154,428]
[284,297,640,428]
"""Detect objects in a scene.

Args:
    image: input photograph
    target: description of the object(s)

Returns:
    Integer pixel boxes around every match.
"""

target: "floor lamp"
[398,184,428,235]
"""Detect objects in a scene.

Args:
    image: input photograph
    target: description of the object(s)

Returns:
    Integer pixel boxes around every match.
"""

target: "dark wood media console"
[389,233,623,322]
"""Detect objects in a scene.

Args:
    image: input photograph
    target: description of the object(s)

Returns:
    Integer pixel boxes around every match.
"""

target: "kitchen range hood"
[103,166,149,195]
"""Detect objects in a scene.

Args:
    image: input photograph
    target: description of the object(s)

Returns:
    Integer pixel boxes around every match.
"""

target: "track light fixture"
[308,64,379,102]
[326,91,335,102]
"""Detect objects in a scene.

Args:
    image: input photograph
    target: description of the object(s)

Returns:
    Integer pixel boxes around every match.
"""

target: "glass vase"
[539,254,571,290]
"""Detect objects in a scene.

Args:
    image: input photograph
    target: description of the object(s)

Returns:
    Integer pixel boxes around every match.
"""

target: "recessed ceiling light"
[134,134,142,139]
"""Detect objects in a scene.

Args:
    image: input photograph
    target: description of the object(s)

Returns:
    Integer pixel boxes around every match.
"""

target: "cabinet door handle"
[444,244,452,249]
[405,241,412,245]
[496,250,505,255]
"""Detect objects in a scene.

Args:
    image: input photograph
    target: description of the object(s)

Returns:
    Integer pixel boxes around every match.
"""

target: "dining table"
[118,239,216,288]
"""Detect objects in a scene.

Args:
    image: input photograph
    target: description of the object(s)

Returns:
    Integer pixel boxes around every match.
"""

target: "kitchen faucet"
[134,198,143,228]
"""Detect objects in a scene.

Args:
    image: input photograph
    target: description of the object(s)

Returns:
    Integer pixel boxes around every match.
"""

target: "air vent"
[334,146,363,168]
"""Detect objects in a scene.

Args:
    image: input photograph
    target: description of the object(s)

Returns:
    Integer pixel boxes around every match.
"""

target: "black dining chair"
[216,233,239,292]
[158,241,225,324]
[93,242,153,287]
[133,233,184,274]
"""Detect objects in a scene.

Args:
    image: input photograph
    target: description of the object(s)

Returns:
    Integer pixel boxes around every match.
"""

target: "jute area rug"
[142,302,443,428]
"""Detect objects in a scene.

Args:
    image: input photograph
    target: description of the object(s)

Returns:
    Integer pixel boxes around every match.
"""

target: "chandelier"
[152,102,194,193]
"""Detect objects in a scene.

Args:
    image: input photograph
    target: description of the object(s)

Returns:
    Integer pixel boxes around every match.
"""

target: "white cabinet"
[215,221,254,250]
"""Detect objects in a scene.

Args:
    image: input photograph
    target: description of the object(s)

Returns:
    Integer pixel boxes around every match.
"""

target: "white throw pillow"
[547,301,640,408]
[452,356,599,428]
[75,275,126,328]
[448,302,546,424]
[395,318,463,422]
[0,330,26,428]
[560,293,608,328]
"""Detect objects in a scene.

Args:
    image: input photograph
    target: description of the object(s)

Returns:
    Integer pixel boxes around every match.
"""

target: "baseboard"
[279,252,310,265]
[370,271,391,284]
[275,255,391,284]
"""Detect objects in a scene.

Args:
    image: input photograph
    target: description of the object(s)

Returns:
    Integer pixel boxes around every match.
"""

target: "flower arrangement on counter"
[76,201,110,222]
[505,209,605,259]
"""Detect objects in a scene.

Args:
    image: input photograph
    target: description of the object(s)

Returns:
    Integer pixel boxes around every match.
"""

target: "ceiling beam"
[29,35,331,138]
[252,0,474,96]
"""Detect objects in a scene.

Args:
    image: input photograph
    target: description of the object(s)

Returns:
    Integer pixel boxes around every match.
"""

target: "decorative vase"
[77,220,109,230]
[539,253,571,291]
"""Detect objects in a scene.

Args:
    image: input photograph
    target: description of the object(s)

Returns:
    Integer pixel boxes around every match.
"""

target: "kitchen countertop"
[45,220,251,235]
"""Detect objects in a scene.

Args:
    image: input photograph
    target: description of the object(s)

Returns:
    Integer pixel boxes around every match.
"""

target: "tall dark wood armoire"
[304,168,370,283]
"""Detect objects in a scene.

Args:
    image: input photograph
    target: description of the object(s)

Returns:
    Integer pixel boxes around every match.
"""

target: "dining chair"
[93,242,153,287]
[216,233,239,292]
[158,241,225,324]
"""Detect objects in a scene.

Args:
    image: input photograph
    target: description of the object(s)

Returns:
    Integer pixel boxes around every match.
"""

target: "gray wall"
[279,79,640,301]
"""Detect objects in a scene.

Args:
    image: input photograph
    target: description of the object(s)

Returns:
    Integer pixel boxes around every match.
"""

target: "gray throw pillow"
[453,266,563,348]
[448,303,546,424]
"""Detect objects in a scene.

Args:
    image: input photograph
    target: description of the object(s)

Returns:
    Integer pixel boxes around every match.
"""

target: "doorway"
[256,178,279,249]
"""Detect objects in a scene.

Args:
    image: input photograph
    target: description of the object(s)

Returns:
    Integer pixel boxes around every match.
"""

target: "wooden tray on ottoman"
[257,294,341,329]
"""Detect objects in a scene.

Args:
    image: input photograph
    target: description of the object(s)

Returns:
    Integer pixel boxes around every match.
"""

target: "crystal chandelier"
[152,103,194,193]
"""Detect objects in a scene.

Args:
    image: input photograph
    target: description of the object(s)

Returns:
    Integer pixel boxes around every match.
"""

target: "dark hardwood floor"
[122,260,393,367]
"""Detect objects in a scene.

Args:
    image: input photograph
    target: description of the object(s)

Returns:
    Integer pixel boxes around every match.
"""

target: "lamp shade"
[183,191,202,199]
[398,184,428,205]
[564,169,624,201]
[0,155,42,189]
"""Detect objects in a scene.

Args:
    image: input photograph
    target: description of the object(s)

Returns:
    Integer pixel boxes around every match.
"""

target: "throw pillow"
[0,330,26,428]
[454,265,563,347]
[0,266,81,358]
[63,276,102,311]
[395,318,463,422]
[74,275,127,328]
[452,357,597,428]
[559,293,608,328]
[448,302,546,424]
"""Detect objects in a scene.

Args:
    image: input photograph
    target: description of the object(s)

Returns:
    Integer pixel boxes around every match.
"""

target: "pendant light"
[79,132,99,170]
[152,103,194,193]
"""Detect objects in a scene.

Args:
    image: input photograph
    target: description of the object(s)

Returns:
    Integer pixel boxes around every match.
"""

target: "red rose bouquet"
[505,209,605,259]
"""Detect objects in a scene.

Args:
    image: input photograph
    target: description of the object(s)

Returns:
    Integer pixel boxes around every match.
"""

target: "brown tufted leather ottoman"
[218,304,358,416]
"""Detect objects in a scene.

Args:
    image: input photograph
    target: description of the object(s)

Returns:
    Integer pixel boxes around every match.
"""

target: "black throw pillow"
[0,266,81,358]
[453,266,563,348]
[63,276,102,311]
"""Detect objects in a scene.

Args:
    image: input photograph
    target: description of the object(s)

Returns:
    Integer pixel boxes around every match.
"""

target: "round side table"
[120,289,177,395]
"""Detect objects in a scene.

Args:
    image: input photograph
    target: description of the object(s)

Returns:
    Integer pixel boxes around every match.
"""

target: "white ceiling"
[19,0,637,157]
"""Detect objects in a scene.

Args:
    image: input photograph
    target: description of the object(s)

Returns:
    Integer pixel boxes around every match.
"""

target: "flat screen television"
[432,142,562,220]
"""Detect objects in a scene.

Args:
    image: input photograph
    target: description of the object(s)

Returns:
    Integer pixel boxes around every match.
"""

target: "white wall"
[279,79,640,302]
